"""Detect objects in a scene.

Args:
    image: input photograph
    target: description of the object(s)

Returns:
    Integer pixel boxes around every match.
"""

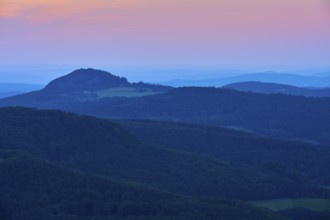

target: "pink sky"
[0,0,329,68]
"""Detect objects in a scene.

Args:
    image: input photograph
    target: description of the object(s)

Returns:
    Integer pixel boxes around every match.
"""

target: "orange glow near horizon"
[0,0,329,67]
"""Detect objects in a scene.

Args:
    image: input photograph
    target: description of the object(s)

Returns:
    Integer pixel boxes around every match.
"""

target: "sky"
[0,0,330,72]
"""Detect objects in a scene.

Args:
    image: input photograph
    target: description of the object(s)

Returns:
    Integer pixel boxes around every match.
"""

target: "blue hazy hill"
[162,71,330,87]
[0,83,44,98]
[223,81,330,97]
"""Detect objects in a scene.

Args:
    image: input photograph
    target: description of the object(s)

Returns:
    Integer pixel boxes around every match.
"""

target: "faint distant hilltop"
[1,68,330,101]
[0,83,44,98]
[161,71,330,87]
[223,81,330,97]
[1,64,329,86]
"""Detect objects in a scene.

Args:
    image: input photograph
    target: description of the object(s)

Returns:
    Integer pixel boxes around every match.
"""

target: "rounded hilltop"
[44,68,129,92]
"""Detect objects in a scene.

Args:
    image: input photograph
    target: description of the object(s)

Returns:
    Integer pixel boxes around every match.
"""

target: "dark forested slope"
[72,87,330,145]
[0,150,286,220]
[1,107,329,219]
[117,120,330,186]
[0,107,314,201]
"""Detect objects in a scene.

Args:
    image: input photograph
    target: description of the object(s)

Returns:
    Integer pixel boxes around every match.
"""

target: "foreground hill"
[117,120,330,186]
[1,107,330,219]
[223,81,330,97]
[0,107,317,201]
[0,150,286,220]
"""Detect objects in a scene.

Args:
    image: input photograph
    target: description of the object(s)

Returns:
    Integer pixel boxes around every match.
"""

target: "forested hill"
[42,68,172,93]
[0,107,294,220]
[71,87,330,146]
[117,119,330,187]
[0,68,172,103]
[1,150,286,220]
[0,107,316,201]
[43,68,130,92]
[1,107,330,219]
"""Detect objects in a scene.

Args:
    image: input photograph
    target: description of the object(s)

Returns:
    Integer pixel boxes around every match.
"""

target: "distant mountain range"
[0,91,23,98]
[223,81,330,97]
[0,83,44,98]
[162,71,330,87]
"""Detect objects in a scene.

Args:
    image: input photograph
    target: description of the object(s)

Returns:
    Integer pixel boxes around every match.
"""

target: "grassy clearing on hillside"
[95,87,160,98]
[250,198,330,211]
[321,186,330,190]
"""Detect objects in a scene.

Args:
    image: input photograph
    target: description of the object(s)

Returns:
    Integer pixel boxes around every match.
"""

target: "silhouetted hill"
[0,150,286,220]
[44,68,129,92]
[0,68,172,104]
[223,81,330,97]
[43,68,172,94]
